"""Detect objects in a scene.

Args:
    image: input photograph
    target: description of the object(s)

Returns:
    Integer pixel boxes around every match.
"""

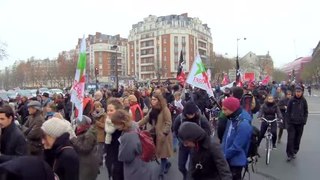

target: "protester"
[41,118,79,180]
[178,122,232,180]
[92,101,106,165]
[104,98,124,180]
[128,94,143,122]
[23,100,45,155]
[0,105,27,157]
[17,96,29,125]
[111,109,153,180]
[286,86,308,162]
[72,116,99,180]
[0,156,56,180]
[277,90,292,143]
[138,93,173,179]
[221,97,252,180]
[257,95,283,149]
[173,101,211,180]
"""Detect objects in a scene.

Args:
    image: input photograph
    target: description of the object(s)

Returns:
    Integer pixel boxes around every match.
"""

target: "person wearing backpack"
[41,118,79,180]
[111,109,153,180]
[221,97,252,180]
[173,101,211,180]
[178,122,232,180]
[240,86,256,117]
[138,93,173,179]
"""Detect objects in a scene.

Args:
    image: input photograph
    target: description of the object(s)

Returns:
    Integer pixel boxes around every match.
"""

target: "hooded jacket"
[0,156,55,180]
[221,108,252,167]
[287,95,308,125]
[178,122,232,180]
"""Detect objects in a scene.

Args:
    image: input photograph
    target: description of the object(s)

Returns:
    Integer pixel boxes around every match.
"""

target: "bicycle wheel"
[266,137,271,165]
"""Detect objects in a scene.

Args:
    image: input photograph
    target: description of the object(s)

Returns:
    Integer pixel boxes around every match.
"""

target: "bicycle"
[260,117,279,165]
[205,106,220,135]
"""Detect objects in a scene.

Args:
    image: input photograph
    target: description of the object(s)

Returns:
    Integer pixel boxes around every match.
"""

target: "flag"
[186,55,214,97]
[71,36,87,121]
[177,50,186,86]
[236,57,241,84]
[221,81,235,92]
[221,73,230,86]
[261,75,270,85]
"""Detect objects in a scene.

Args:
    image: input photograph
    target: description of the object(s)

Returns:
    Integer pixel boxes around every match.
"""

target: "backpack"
[136,130,156,162]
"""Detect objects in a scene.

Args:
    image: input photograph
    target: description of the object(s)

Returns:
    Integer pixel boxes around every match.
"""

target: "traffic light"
[95,67,99,76]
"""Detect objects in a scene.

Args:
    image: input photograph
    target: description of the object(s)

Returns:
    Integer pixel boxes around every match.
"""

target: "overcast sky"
[0,0,319,70]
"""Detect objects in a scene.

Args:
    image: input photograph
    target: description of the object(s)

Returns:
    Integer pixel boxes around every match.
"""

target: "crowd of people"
[0,80,309,180]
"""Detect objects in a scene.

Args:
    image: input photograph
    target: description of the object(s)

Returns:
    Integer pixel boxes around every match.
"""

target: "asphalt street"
[98,95,320,180]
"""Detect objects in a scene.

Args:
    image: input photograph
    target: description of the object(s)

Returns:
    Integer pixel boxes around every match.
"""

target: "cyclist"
[257,95,282,149]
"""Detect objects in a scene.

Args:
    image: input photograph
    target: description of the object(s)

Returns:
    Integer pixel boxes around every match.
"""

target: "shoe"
[292,153,297,159]
[158,173,164,180]
[164,162,171,174]
[273,144,277,149]
[287,156,293,162]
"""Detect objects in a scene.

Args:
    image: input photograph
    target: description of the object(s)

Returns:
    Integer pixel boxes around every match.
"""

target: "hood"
[178,122,206,142]
[0,156,55,180]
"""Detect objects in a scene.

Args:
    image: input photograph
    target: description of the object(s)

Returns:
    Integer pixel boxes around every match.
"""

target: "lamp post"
[236,38,246,83]
[236,38,246,61]
[111,45,119,90]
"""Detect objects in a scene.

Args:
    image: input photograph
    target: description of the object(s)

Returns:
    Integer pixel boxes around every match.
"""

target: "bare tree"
[0,41,8,60]
[272,68,287,83]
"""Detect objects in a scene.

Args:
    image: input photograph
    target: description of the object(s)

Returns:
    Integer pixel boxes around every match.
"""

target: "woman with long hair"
[138,93,173,179]
[104,98,125,180]
[110,109,152,180]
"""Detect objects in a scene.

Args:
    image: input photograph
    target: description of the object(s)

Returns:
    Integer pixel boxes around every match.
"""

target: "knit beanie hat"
[41,117,69,138]
[222,97,240,112]
[183,101,198,115]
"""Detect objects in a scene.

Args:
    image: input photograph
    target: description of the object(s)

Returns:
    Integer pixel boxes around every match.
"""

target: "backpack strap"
[53,146,74,171]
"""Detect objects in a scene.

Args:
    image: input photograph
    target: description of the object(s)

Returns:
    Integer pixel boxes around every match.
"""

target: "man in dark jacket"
[0,105,27,157]
[286,86,308,161]
[17,96,29,125]
[22,101,45,155]
[173,102,211,180]
[178,122,232,180]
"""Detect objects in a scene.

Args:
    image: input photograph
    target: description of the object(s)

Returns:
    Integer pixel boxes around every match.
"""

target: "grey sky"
[0,0,319,70]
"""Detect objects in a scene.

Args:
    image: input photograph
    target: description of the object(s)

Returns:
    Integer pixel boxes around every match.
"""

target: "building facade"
[76,32,128,84]
[128,13,213,81]
[240,51,274,80]
[281,57,312,81]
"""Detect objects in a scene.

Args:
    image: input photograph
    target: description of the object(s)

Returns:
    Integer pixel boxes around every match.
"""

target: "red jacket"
[130,103,143,122]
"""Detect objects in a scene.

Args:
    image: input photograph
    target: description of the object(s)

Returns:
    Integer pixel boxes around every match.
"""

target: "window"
[174,36,178,44]
[99,52,102,64]
[163,56,166,62]
[182,37,186,43]
[163,38,167,44]
[163,47,166,53]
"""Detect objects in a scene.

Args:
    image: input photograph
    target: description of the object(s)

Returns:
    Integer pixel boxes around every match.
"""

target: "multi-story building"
[128,13,213,81]
[240,51,274,80]
[76,32,128,83]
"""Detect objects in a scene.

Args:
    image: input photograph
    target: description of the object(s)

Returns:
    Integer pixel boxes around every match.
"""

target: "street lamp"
[236,38,246,60]
[236,38,246,83]
[111,45,119,90]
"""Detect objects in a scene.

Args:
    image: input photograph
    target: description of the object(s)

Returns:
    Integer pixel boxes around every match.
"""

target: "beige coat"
[139,107,173,158]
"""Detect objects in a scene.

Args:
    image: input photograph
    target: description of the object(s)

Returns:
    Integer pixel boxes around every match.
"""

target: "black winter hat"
[295,86,303,91]
[178,122,206,142]
[183,101,198,115]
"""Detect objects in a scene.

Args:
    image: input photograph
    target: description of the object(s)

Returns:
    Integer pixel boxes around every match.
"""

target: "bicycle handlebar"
[260,117,279,123]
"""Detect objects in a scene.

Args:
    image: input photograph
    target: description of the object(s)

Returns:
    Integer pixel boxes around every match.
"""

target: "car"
[0,92,9,102]
[50,88,64,96]
[17,90,33,99]
[29,89,38,97]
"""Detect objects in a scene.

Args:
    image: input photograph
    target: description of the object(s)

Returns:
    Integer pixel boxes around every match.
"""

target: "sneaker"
[287,156,293,162]
[292,153,297,159]
[273,144,277,149]
[164,162,171,174]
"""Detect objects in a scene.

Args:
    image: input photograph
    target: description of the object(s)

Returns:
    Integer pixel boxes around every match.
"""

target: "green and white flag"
[71,36,86,121]
[186,55,214,97]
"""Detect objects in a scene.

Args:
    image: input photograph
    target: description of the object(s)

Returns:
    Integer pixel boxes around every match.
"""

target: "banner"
[71,36,86,121]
